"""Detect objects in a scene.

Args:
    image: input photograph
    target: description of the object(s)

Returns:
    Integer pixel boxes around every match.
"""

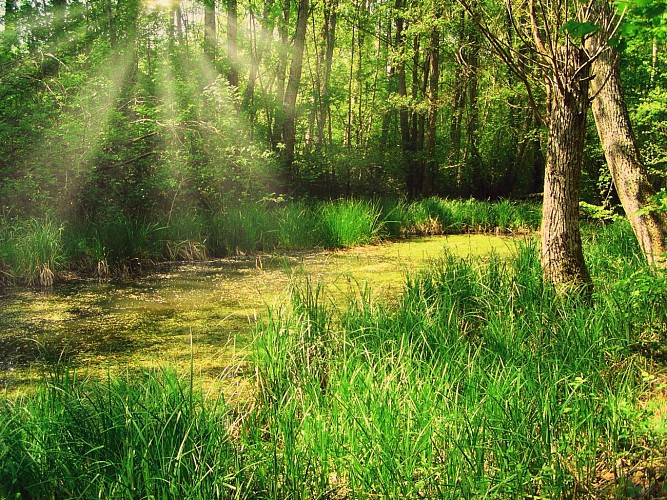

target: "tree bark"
[541,45,591,290]
[281,0,309,178]
[319,0,337,147]
[272,0,291,149]
[204,0,216,59]
[591,46,667,266]
[226,0,238,88]
[425,16,440,195]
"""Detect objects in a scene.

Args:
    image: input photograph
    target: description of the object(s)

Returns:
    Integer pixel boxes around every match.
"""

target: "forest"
[0,0,666,497]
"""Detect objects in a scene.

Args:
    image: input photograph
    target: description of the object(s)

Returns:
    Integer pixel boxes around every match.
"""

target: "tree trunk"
[281,0,309,178]
[319,0,337,147]
[424,17,440,195]
[591,47,667,266]
[227,0,238,88]
[272,0,291,149]
[541,46,591,290]
[464,9,481,196]
[107,0,116,48]
[204,0,216,59]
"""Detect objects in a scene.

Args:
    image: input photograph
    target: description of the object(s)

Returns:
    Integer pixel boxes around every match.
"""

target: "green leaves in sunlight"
[560,20,600,39]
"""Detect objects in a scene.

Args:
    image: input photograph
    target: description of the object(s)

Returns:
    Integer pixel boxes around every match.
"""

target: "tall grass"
[2,227,664,497]
[2,198,542,284]
[0,367,245,498]
[0,216,64,285]
[317,199,383,248]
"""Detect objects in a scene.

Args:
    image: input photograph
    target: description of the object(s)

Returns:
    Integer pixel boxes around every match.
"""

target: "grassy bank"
[1,221,665,498]
[0,198,541,286]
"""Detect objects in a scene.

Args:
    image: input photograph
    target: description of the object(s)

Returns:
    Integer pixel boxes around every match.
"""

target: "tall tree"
[319,0,337,147]
[204,0,216,59]
[281,0,309,178]
[424,7,441,194]
[458,0,606,289]
[589,3,667,267]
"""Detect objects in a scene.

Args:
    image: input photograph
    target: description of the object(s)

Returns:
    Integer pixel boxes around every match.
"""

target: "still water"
[0,235,520,396]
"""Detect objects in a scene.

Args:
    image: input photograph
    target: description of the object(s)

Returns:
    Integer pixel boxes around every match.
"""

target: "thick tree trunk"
[281,0,309,178]
[541,47,591,290]
[591,47,667,267]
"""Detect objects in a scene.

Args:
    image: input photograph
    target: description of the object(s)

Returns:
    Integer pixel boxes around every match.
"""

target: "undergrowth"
[1,223,665,498]
[0,198,541,285]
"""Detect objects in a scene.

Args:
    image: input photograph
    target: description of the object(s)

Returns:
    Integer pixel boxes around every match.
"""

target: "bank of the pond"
[1,221,665,498]
[0,197,541,286]
[0,234,520,397]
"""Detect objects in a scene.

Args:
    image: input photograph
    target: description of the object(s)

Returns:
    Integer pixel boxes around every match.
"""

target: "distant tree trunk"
[424,16,440,195]
[320,0,337,147]
[244,1,275,135]
[541,45,591,289]
[464,7,481,196]
[4,0,13,19]
[394,0,416,198]
[176,5,183,40]
[281,0,309,179]
[380,17,396,159]
[107,0,116,48]
[226,0,238,88]
[591,46,667,267]
[272,0,291,149]
[450,10,465,193]
[346,17,355,149]
[204,0,216,58]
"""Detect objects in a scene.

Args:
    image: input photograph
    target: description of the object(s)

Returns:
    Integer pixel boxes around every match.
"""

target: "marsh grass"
[1,226,665,497]
[317,199,383,248]
[0,216,64,285]
[0,197,543,284]
[0,367,242,498]
[250,240,666,498]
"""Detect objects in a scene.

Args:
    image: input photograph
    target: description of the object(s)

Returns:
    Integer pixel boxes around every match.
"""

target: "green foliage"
[0,199,543,284]
[250,238,663,497]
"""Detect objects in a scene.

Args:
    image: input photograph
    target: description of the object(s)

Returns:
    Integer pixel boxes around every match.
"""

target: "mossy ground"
[0,234,520,398]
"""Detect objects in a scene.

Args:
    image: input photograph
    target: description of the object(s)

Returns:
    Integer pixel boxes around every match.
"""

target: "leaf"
[560,20,600,38]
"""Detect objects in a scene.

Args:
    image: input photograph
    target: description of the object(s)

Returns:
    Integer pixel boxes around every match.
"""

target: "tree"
[227,0,239,88]
[589,2,667,267]
[204,0,216,59]
[457,0,608,289]
[281,0,309,180]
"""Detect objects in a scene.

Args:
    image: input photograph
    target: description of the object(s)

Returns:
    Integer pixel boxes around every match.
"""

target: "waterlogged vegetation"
[0,232,518,395]
[0,221,666,498]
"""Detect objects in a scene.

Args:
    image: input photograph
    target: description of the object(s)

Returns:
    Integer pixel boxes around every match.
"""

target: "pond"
[0,235,523,397]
